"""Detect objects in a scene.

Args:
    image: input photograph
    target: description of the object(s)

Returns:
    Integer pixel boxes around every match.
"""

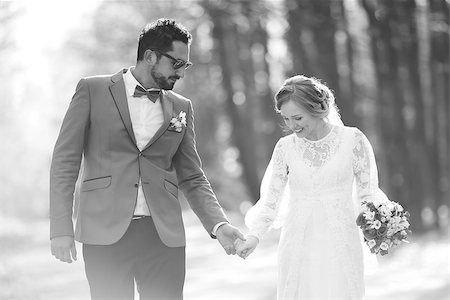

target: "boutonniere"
[169,111,187,132]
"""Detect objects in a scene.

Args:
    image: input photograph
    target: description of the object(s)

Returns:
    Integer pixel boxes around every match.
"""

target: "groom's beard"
[151,66,179,90]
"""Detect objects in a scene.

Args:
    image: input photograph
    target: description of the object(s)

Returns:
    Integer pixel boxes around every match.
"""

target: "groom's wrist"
[211,221,228,238]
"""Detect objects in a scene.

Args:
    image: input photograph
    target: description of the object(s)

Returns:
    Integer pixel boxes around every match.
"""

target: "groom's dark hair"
[137,18,192,62]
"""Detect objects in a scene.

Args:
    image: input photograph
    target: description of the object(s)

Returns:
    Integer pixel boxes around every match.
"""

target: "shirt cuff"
[211,221,229,237]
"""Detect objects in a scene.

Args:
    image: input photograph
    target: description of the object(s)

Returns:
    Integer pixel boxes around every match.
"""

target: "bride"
[235,75,389,300]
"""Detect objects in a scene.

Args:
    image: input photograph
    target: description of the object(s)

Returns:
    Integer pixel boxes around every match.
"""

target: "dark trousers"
[83,217,185,300]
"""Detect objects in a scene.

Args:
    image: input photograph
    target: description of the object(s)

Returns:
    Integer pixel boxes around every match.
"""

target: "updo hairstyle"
[274,75,338,120]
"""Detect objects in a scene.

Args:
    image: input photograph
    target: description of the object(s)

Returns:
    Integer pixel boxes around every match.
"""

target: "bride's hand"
[235,235,259,259]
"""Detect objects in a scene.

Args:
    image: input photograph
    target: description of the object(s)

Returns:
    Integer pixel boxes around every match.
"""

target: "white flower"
[387,226,398,237]
[368,240,377,248]
[372,200,382,208]
[169,111,187,132]
[380,242,389,251]
[379,204,392,217]
[178,112,187,126]
[363,211,375,221]
[400,217,410,228]
[371,220,382,230]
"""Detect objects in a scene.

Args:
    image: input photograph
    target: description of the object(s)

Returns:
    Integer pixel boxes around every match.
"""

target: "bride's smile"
[280,100,330,141]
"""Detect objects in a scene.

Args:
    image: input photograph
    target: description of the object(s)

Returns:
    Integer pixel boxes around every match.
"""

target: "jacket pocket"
[164,179,178,198]
[81,176,112,192]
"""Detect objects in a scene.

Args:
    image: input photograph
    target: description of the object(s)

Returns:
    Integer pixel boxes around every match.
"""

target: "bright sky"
[10,0,100,100]
[9,0,100,88]
[15,0,99,51]
[8,0,100,150]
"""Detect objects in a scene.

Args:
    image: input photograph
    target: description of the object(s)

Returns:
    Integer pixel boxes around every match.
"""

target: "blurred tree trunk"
[342,0,379,137]
[334,0,359,126]
[390,0,447,232]
[285,0,357,125]
[361,0,416,230]
[206,4,260,201]
[202,0,281,202]
[360,0,448,232]
[240,1,282,168]
[397,0,441,231]
[428,0,449,226]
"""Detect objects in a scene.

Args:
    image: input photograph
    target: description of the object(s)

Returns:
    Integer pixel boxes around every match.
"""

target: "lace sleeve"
[352,129,390,205]
[245,138,289,240]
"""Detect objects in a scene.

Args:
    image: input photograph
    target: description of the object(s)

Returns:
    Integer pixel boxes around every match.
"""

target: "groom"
[50,18,244,300]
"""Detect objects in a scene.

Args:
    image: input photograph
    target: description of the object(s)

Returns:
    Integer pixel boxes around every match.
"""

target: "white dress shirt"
[123,68,164,217]
[123,68,227,235]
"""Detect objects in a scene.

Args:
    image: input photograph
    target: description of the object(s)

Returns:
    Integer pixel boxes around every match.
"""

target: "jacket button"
[138,153,143,157]
[134,183,139,187]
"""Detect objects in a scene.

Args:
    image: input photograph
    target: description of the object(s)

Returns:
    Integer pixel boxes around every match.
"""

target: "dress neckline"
[302,124,336,143]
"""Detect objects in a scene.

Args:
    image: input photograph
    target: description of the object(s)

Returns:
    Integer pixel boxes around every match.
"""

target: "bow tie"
[133,85,161,103]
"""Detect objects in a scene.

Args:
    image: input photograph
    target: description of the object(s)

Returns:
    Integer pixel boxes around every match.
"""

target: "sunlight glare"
[16,0,99,50]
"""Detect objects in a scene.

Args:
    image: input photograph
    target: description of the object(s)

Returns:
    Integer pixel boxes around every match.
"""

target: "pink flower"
[376,224,388,237]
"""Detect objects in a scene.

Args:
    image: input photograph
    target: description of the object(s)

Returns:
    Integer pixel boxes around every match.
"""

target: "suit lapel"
[109,69,137,145]
[143,90,174,151]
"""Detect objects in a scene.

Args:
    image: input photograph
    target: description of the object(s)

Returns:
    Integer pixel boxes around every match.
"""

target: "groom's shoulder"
[165,90,191,104]
[78,69,125,85]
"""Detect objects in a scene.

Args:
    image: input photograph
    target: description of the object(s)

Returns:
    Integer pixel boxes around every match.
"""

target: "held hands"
[216,223,246,255]
[51,236,77,263]
[235,235,259,259]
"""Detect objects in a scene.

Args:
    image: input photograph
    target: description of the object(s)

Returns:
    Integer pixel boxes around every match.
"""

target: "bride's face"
[280,100,323,140]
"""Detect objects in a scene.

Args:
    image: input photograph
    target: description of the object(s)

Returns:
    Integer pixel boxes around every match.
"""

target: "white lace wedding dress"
[246,125,386,300]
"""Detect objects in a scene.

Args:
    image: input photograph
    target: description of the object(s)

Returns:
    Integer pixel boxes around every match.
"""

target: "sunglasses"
[152,49,193,70]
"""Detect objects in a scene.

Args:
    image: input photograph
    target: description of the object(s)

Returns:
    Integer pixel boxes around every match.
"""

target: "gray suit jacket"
[50,69,228,247]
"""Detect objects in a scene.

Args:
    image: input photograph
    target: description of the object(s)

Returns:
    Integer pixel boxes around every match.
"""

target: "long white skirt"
[277,202,356,300]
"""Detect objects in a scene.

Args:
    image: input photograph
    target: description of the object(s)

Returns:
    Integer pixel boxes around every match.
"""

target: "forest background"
[0,0,448,299]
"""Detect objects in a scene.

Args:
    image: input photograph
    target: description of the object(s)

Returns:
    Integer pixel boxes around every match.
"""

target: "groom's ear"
[143,50,156,65]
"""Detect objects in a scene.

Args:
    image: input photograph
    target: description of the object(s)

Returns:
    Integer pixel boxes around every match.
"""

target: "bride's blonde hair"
[274,75,339,121]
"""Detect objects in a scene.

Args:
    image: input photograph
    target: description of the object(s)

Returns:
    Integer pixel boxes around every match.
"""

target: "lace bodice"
[300,127,340,168]
[245,125,388,239]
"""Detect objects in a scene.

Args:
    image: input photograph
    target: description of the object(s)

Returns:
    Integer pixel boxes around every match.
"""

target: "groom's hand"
[51,236,77,263]
[235,235,259,259]
[216,224,245,255]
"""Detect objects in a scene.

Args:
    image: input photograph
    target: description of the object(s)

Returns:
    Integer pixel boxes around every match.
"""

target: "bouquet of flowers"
[356,200,411,255]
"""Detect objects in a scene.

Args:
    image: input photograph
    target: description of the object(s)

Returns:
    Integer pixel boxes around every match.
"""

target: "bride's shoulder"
[279,133,296,144]
[340,125,364,135]
[339,126,370,144]
[273,134,296,150]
